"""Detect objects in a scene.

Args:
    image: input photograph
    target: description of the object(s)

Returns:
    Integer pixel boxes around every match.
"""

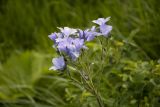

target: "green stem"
[95,91,104,107]
[76,60,104,107]
[80,71,104,107]
[89,79,104,107]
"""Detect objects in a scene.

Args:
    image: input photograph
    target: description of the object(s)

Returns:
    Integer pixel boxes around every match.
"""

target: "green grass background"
[0,0,160,107]
[0,0,160,60]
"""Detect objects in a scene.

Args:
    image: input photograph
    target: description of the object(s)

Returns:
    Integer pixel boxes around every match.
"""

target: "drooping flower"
[49,56,65,70]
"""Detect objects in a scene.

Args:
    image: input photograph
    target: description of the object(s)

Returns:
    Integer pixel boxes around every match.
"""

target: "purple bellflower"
[78,26,98,41]
[49,56,65,70]
[58,27,77,37]
[92,17,112,37]
[57,37,72,53]
[49,17,112,70]
[92,17,110,25]
[68,38,85,60]
[49,33,57,41]
[57,37,85,61]
[49,32,64,45]
[100,24,112,37]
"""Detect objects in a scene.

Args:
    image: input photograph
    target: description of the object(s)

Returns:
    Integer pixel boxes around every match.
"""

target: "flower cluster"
[49,17,112,70]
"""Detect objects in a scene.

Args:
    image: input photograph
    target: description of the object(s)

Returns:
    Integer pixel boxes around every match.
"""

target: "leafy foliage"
[0,0,160,107]
[0,37,160,107]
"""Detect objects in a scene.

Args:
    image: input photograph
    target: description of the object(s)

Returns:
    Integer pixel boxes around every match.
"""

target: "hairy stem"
[80,71,104,107]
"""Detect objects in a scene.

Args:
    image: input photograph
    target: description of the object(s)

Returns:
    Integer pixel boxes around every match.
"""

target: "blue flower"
[92,17,112,37]
[85,31,97,41]
[100,24,112,37]
[49,56,65,70]
[57,37,72,54]
[58,27,77,37]
[49,17,112,63]
[92,17,110,25]
[68,38,85,60]
[78,26,98,41]
[78,29,85,39]
[49,32,64,45]
[73,38,85,50]
[57,37,85,61]
[48,33,57,42]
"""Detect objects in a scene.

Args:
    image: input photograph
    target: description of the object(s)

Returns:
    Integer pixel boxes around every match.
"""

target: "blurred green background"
[0,0,160,107]
[0,0,160,61]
